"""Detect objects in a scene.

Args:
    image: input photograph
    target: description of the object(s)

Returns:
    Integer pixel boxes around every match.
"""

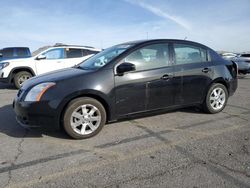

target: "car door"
[172,43,213,105]
[114,43,175,117]
[35,48,66,75]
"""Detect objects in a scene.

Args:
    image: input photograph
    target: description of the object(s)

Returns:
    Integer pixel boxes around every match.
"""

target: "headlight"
[24,82,56,102]
[0,62,9,70]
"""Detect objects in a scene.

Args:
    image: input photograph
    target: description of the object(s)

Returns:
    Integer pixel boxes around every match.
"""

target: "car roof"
[120,39,210,49]
[222,52,237,55]
[32,45,101,56]
[51,45,101,51]
[0,47,30,50]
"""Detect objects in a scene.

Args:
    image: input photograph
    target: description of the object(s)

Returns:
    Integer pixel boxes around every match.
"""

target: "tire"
[13,71,32,89]
[63,97,106,139]
[203,83,228,114]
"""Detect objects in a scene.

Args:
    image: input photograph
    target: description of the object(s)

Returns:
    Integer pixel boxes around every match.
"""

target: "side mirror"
[0,53,3,57]
[117,62,135,75]
[36,54,46,60]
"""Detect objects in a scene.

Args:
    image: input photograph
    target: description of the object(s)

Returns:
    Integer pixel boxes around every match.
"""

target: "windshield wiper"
[75,66,92,70]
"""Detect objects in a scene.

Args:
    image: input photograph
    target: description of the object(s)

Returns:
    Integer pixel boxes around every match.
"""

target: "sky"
[0,0,249,52]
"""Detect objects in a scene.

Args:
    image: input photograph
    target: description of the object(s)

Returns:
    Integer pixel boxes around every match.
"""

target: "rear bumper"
[228,78,238,97]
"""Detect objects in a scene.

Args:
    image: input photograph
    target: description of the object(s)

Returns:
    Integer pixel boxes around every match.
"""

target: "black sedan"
[13,39,238,139]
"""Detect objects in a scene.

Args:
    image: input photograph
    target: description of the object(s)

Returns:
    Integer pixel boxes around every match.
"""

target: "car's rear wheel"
[14,71,32,89]
[63,97,106,139]
[203,83,228,114]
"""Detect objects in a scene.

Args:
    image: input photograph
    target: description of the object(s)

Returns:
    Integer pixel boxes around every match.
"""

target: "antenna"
[100,40,103,49]
[184,36,187,40]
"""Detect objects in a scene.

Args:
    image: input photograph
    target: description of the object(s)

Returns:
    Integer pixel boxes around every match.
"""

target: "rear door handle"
[202,68,211,73]
[161,74,172,80]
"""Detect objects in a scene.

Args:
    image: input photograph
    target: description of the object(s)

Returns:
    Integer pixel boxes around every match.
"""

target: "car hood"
[0,57,33,63]
[0,57,28,62]
[21,67,93,90]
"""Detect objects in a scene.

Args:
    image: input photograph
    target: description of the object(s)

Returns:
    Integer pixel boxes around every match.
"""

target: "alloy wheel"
[209,87,226,110]
[70,104,101,135]
[18,74,31,86]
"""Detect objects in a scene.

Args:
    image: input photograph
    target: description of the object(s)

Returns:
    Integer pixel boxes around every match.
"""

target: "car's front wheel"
[63,97,106,139]
[203,83,228,114]
[14,71,32,89]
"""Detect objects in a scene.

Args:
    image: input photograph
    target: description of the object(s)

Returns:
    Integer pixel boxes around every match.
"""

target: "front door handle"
[202,67,211,73]
[161,74,172,80]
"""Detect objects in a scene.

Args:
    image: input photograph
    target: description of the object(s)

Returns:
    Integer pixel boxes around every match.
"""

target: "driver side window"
[42,48,64,60]
[124,43,169,72]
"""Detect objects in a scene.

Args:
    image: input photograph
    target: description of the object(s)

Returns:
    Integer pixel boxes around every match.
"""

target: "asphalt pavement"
[0,76,249,188]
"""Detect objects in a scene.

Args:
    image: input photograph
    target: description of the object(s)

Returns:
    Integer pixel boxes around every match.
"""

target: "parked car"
[231,53,250,75]
[0,45,101,88]
[0,47,31,61]
[221,52,238,60]
[13,39,238,139]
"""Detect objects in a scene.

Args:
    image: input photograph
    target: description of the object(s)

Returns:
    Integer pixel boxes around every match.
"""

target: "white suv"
[0,45,101,88]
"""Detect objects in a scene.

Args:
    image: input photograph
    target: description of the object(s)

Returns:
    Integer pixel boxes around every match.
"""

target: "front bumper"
[0,70,11,83]
[0,77,9,83]
[13,98,61,130]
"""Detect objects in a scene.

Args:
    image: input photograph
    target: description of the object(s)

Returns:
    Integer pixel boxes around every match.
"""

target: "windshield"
[78,44,133,70]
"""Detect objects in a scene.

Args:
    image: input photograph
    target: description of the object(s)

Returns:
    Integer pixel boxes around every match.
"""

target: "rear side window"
[174,44,207,65]
[82,49,98,56]
[16,48,29,57]
[66,48,83,58]
[2,48,14,58]
[65,48,99,58]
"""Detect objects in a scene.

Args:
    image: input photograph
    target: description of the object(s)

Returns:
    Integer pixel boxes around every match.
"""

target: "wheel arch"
[9,67,36,83]
[59,91,113,129]
[210,78,229,92]
[202,78,229,113]
[203,78,229,103]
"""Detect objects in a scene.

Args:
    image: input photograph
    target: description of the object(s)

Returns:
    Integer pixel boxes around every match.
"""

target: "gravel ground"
[0,76,249,188]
